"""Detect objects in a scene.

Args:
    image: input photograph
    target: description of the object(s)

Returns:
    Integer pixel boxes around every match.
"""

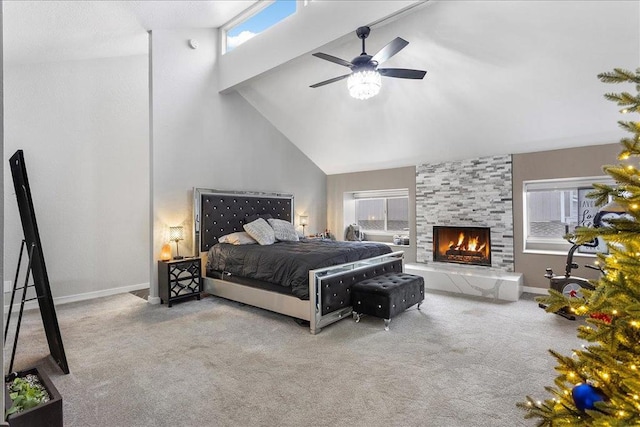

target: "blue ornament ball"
[572,383,606,412]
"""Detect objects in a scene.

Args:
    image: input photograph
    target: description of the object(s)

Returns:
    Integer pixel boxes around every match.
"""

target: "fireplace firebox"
[433,226,491,267]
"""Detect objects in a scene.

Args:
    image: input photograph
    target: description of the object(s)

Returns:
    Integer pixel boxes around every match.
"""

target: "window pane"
[524,176,614,253]
[527,190,577,238]
[356,199,385,231]
[387,197,409,231]
[226,0,297,52]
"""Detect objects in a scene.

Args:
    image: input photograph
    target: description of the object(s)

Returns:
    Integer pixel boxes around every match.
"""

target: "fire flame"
[468,237,479,251]
[446,232,486,254]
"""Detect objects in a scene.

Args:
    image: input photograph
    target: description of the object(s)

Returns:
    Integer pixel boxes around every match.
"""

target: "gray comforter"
[206,239,392,299]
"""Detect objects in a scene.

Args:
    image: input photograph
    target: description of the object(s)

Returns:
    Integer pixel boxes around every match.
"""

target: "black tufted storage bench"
[352,272,424,330]
[318,259,403,317]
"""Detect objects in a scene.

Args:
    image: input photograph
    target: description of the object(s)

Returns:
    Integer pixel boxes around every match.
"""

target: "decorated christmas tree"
[519,68,640,425]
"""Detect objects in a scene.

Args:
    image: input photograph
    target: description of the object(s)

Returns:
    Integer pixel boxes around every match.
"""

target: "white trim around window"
[522,176,615,255]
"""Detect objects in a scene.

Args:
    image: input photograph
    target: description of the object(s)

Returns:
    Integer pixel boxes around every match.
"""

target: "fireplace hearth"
[433,226,491,267]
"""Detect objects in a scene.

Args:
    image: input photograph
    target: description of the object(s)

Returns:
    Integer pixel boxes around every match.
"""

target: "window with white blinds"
[523,176,614,254]
[352,189,409,233]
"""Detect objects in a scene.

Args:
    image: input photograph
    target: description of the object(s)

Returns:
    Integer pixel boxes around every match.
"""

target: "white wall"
[4,55,149,299]
[150,28,326,300]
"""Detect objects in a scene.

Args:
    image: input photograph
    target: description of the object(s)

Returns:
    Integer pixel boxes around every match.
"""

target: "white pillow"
[218,231,257,245]
[268,218,299,242]
[243,218,276,245]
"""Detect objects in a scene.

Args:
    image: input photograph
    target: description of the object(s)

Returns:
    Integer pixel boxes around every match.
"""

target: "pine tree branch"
[617,120,640,134]
[602,166,640,187]
[585,183,616,206]
[603,92,640,108]
[598,68,640,84]
[619,137,640,156]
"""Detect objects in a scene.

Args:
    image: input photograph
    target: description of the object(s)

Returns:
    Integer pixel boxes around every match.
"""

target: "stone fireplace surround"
[408,154,523,301]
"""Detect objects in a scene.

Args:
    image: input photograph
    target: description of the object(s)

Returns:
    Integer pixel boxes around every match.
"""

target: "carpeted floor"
[129,288,150,301]
[6,290,582,427]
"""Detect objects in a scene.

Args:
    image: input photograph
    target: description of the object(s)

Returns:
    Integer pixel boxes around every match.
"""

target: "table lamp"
[169,226,185,260]
[300,215,309,236]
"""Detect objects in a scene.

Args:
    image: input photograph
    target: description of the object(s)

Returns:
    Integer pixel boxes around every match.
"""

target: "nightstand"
[158,257,202,307]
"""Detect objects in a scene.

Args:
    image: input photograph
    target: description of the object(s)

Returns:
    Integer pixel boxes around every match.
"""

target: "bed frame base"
[202,251,404,334]
[311,306,352,334]
[202,277,311,322]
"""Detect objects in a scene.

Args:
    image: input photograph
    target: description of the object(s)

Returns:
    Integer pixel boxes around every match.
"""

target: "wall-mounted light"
[169,226,185,260]
[300,215,309,236]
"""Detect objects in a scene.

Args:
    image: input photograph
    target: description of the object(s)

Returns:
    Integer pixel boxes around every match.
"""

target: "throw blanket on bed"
[206,239,392,300]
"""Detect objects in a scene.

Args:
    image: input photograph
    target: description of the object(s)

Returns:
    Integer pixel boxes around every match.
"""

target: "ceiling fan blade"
[310,74,351,88]
[312,52,353,68]
[378,68,427,79]
[371,37,409,64]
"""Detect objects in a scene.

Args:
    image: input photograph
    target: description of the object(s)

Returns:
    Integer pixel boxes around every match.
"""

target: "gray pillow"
[268,218,299,242]
[218,231,257,245]
[243,218,276,245]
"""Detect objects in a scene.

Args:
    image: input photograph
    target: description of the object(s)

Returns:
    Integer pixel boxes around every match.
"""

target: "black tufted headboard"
[193,188,294,253]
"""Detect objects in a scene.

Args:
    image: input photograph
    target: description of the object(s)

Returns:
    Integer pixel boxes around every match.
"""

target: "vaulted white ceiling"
[237,1,640,174]
[4,1,639,175]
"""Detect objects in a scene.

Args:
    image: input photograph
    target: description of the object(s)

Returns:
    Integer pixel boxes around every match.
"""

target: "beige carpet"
[6,290,580,426]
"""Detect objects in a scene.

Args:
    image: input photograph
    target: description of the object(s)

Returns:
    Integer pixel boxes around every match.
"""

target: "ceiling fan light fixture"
[310,27,425,95]
[347,69,381,100]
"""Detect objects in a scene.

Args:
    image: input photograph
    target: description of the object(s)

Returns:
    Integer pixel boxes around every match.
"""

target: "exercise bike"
[538,238,601,320]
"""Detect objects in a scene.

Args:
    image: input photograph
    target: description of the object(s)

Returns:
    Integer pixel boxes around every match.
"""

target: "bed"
[193,188,404,334]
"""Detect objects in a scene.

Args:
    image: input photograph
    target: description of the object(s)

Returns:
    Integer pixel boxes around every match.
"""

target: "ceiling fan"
[310,26,427,100]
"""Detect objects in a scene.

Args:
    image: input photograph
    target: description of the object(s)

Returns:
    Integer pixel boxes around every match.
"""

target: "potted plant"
[4,367,62,427]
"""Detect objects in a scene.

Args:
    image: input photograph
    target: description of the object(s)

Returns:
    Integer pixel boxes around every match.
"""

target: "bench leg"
[417,302,422,310]
[384,318,390,331]
[353,312,361,323]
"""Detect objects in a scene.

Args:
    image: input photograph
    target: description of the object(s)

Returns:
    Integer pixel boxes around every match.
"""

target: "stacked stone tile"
[415,154,514,272]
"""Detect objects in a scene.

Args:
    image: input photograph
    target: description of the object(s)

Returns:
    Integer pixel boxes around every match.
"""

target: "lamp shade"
[169,226,184,242]
[347,70,381,100]
[300,215,309,226]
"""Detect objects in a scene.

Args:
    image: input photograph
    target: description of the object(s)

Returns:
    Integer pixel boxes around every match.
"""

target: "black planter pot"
[4,367,63,427]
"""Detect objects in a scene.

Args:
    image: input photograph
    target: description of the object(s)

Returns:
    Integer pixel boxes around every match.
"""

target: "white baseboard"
[523,286,549,295]
[4,282,150,313]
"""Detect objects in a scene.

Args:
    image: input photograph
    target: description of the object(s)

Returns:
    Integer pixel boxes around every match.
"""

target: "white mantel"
[405,263,523,302]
